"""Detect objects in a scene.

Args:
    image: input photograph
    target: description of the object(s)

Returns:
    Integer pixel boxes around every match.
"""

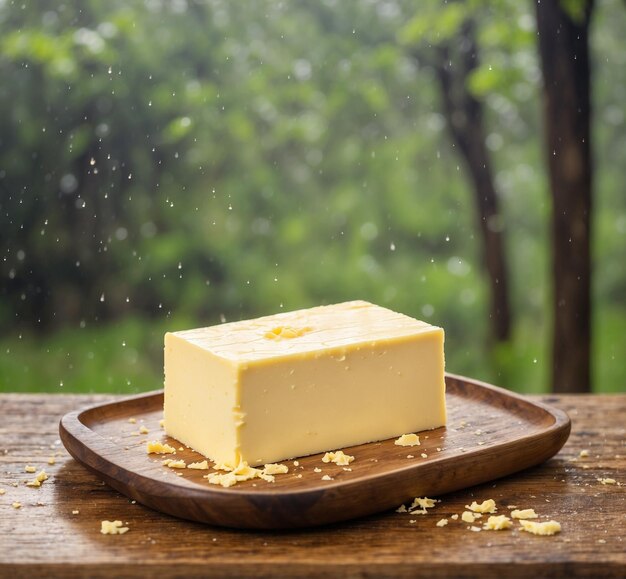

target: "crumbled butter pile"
[466,499,497,513]
[100,520,129,535]
[146,441,176,454]
[162,459,186,469]
[519,520,561,536]
[26,470,49,488]
[394,433,420,447]
[263,463,289,475]
[322,450,354,466]
[205,461,289,488]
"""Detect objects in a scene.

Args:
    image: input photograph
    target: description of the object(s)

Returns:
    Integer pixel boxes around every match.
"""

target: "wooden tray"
[59,373,570,530]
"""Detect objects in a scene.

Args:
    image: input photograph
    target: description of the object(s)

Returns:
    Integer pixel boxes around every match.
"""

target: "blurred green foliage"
[0,0,624,394]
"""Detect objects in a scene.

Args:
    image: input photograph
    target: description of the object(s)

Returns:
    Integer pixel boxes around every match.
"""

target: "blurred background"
[0,0,624,395]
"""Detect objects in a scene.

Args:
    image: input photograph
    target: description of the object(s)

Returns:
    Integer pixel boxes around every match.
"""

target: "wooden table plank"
[1,393,624,578]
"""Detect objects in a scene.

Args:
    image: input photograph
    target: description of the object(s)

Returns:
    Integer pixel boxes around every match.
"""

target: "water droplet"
[100,293,105,302]
[390,242,396,251]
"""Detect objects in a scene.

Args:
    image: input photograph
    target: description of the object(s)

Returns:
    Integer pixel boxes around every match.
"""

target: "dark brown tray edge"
[59,374,571,529]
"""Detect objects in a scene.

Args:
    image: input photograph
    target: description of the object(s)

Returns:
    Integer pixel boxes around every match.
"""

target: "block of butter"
[164,300,446,467]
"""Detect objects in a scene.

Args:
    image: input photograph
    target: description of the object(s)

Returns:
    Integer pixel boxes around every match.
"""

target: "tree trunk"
[536,0,594,393]
[433,22,512,343]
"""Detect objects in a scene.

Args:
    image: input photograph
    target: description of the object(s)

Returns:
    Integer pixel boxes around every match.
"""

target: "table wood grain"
[1,392,624,578]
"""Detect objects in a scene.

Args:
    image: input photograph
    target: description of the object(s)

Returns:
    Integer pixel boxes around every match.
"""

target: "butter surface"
[164,300,446,467]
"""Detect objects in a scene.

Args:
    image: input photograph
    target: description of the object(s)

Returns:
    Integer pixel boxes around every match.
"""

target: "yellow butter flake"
[204,461,271,487]
[263,463,289,475]
[0,489,5,495]
[146,441,176,454]
[48,456,56,465]
[100,520,129,535]
[466,499,497,514]
[511,509,538,520]
[598,478,616,485]
[420,453,428,458]
[483,515,512,531]
[139,425,149,435]
[519,520,561,536]
[450,514,459,520]
[322,450,354,466]
[321,474,333,481]
[72,510,80,515]
[187,460,210,470]
[469,525,482,532]
[25,465,37,473]
[579,449,589,458]
[162,459,186,469]
[206,472,239,488]
[394,433,420,447]
[26,470,49,488]
[409,497,437,514]
[128,418,137,424]
[159,419,165,428]
[395,504,408,513]
[461,511,481,523]
[12,502,22,509]
[313,467,322,473]
[436,518,448,527]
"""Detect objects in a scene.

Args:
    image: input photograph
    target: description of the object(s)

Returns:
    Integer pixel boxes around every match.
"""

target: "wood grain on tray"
[58,374,570,529]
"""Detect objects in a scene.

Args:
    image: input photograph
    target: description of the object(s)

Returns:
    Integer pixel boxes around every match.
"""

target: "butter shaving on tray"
[394,434,420,447]
[100,520,129,535]
[511,508,537,520]
[466,499,497,513]
[322,450,354,466]
[483,515,512,531]
[146,441,176,454]
[204,461,289,488]
[519,520,561,536]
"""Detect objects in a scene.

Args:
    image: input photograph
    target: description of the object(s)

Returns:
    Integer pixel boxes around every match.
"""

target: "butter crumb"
[321,474,333,481]
[519,520,561,536]
[128,418,136,424]
[100,520,129,535]
[26,470,49,488]
[72,510,80,515]
[162,459,186,469]
[313,467,322,473]
[159,419,164,428]
[322,450,354,466]
[511,509,538,520]
[436,518,448,527]
[406,454,414,459]
[396,505,408,513]
[187,460,210,470]
[462,511,481,523]
[483,515,512,530]
[466,499,497,514]
[263,463,289,475]
[469,525,482,532]
[409,497,437,514]
[12,502,21,509]
[394,433,420,447]
[139,425,149,435]
[25,465,36,473]
[146,441,176,454]
[598,478,616,485]
[0,489,5,495]
[420,453,428,459]
[451,514,459,520]
[48,456,56,465]
[579,449,589,458]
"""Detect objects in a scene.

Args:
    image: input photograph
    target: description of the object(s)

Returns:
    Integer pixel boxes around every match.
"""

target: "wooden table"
[1,393,624,578]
